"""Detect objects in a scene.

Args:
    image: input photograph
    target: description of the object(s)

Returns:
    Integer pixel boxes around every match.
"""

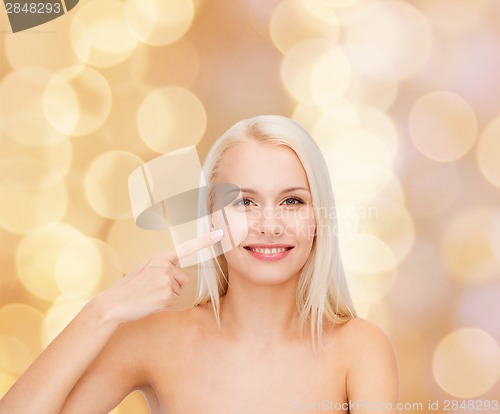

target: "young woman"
[0,115,399,413]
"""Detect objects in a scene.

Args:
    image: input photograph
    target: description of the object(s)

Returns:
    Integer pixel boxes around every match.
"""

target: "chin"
[241,272,299,286]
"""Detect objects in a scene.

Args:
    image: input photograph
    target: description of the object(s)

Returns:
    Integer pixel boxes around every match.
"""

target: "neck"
[218,274,304,346]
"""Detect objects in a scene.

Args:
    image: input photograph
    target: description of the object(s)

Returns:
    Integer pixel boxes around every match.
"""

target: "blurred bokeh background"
[1,0,499,412]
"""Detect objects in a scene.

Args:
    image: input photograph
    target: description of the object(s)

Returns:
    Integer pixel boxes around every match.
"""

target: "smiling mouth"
[243,246,294,254]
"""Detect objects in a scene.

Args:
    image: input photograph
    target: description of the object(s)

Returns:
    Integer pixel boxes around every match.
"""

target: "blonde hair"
[195,115,356,351]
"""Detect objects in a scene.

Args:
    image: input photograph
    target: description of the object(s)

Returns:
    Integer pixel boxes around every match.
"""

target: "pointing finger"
[165,229,224,266]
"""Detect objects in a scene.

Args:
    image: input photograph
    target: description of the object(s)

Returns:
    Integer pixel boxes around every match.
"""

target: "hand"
[93,229,224,325]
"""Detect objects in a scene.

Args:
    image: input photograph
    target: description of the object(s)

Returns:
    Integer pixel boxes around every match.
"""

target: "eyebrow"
[227,187,310,195]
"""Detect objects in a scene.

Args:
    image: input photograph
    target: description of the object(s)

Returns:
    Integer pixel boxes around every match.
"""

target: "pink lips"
[243,244,294,262]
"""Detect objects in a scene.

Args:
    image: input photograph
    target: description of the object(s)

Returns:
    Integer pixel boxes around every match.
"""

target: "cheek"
[287,208,316,242]
[226,212,249,245]
[213,209,248,250]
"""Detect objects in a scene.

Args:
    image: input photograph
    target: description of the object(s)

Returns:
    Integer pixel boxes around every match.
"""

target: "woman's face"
[213,140,316,286]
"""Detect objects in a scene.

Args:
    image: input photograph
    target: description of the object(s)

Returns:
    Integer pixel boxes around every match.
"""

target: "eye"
[233,198,255,207]
[283,197,304,205]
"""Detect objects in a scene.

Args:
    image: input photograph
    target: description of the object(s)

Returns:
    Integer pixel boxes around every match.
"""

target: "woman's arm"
[0,229,224,414]
[345,318,400,414]
[60,308,159,414]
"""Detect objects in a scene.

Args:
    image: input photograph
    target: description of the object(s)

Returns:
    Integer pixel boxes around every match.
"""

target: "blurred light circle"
[0,138,72,190]
[376,173,406,205]
[0,68,67,147]
[270,0,339,55]
[16,223,84,301]
[297,0,341,24]
[358,199,415,266]
[42,293,90,347]
[344,46,399,110]
[346,1,433,80]
[433,328,500,398]
[312,0,366,9]
[55,237,102,295]
[325,129,393,166]
[86,240,124,294]
[0,154,67,191]
[366,303,392,332]
[58,238,122,297]
[43,74,79,136]
[137,86,207,153]
[351,268,398,303]
[311,100,361,147]
[0,304,44,357]
[0,157,48,188]
[107,218,172,272]
[125,0,195,46]
[0,181,68,235]
[323,130,396,201]
[341,233,398,274]
[281,40,350,105]
[0,335,32,376]
[416,25,500,123]
[311,47,352,107]
[402,155,460,218]
[409,91,478,162]
[347,277,371,319]
[5,11,81,71]
[0,111,67,148]
[70,0,138,67]
[476,116,500,189]
[292,103,326,133]
[333,200,360,242]
[281,39,331,104]
[456,283,500,343]
[84,151,143,220]
[442,207,500,285]
[331,0,377,26]
[361,108,399,161]
[43,66,112,137]
[421,0,491,34]
[332,162,399,204]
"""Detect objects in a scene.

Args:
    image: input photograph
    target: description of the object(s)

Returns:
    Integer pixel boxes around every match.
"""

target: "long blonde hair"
[195,115,356,350]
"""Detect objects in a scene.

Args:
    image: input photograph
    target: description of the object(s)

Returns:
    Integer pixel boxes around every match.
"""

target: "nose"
[253,206,284,236]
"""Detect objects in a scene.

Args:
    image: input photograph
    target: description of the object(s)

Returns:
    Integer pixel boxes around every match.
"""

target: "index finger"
[165,229,224,266]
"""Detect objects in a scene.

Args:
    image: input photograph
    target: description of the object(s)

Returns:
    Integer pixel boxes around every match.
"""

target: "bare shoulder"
[337,317,395,351]
[334,317,397,370]
[337,318,400,409]
[320,317,397,370]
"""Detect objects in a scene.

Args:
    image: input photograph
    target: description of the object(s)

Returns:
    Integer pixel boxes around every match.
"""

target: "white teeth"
[249,247,288,254]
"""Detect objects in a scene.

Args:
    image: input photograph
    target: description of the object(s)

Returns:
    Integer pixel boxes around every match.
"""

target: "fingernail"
[210,229,224,242]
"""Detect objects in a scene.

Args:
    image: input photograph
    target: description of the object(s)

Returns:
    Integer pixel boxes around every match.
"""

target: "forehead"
[216,140,310,189]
